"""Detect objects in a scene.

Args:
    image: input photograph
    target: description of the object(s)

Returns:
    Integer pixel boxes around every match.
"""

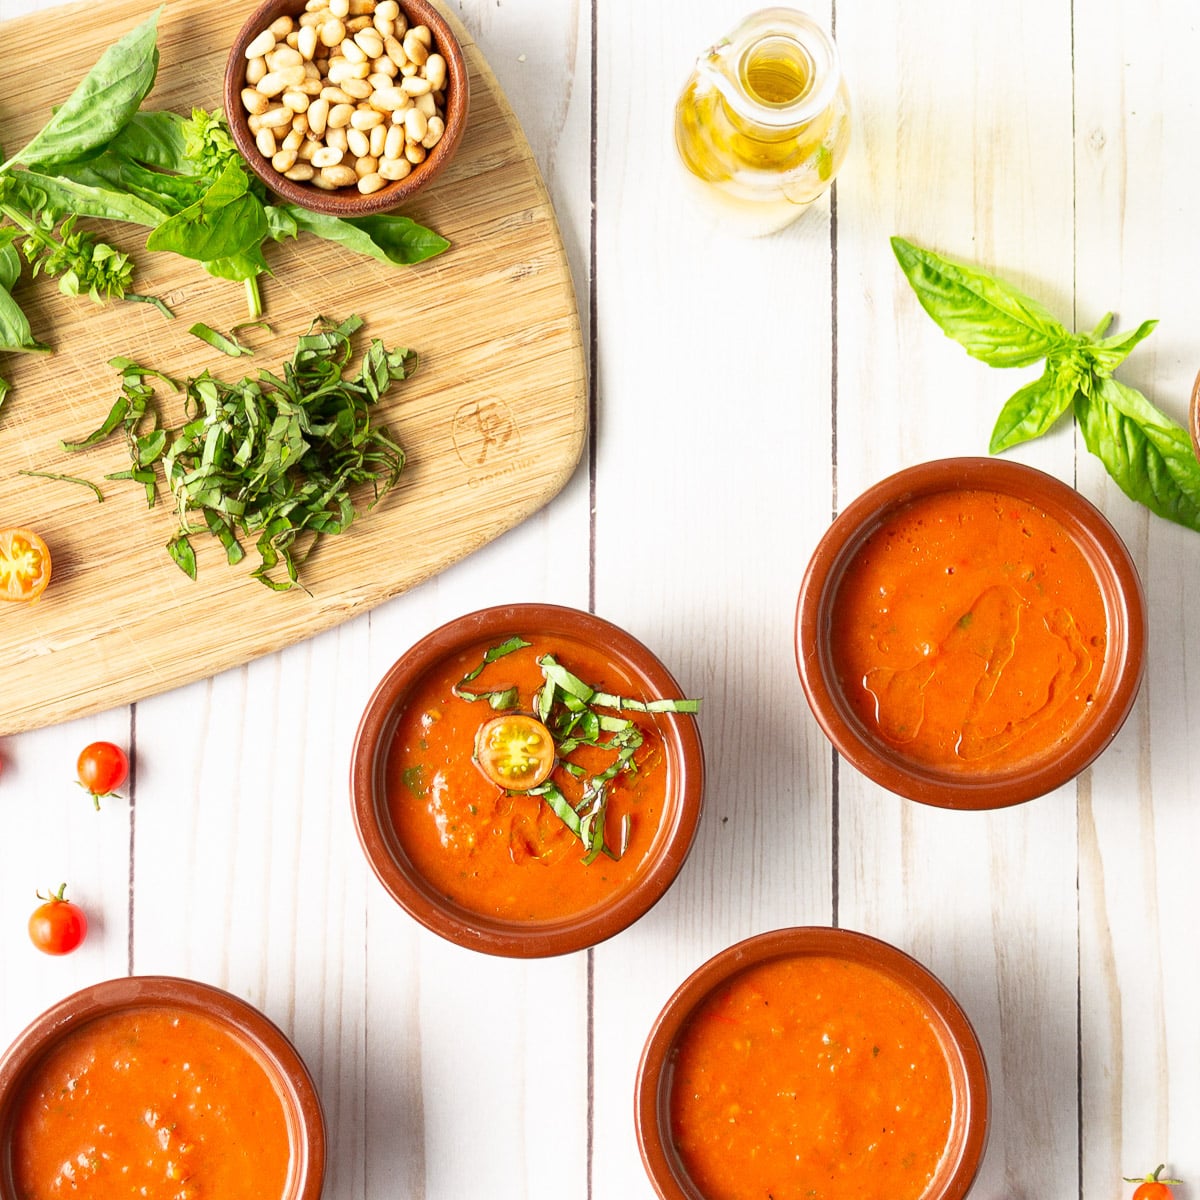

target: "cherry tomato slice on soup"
[473,714,555,789]
[0,528,51,602]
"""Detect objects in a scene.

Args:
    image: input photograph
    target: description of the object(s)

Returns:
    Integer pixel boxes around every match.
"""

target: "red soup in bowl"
[0,977,324,1200]
[636,928,989,1200]
[351,603,705,956]
[796,458,1146,808]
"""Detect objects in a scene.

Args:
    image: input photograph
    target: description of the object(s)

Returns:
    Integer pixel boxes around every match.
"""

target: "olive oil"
[674,8,851,236]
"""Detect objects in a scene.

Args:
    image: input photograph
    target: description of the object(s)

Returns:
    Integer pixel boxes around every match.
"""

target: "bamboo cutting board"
[0,0,586,734]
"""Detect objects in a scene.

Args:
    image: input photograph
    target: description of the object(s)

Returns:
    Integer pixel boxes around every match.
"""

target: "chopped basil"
[454,639,701,863]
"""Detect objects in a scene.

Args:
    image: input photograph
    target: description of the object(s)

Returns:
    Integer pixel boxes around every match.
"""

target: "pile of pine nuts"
[240,0,449,195]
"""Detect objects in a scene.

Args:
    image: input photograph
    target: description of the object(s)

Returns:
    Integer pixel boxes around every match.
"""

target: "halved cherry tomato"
[77,741,129,810]
[1125,1165,1182,1200]
[473,714,555,790]
[28,884,88,955]
[0,528,51,602]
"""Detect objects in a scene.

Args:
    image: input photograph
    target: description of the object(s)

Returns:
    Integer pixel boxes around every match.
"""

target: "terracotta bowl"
[796,457,1146,809]
[350,603,705,957]
[225,0,470,217]
[0,976,324,1200]
[635,926,990,1200]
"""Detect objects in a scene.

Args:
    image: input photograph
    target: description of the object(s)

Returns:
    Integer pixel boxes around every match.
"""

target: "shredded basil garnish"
[453,639,701,863]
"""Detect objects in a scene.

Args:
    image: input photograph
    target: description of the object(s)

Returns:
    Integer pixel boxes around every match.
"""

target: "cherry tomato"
[1125,1165,1182,1200]
[77,741,129,809]
[28,884,88,955]
[0,528,51,602]
[473,714,556,789]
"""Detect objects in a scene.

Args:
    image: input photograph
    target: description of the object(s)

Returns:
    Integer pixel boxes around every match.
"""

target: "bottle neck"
[701,8,842,134]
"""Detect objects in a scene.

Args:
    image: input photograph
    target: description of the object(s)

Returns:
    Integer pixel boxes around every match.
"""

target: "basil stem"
[18,469,104,502]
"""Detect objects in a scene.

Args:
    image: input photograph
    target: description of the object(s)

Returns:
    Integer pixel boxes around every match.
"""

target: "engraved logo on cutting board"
[453,399,526,486]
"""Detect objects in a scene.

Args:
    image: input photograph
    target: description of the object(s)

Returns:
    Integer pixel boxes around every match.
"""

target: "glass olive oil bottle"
[674,7,851,236]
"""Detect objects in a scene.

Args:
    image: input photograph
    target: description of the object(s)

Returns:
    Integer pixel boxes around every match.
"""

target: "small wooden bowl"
[225,0,470,217]
[0,976,325,1200]
[350,603,705,957]
[635,927,990,1200]
[796,458,1146,809]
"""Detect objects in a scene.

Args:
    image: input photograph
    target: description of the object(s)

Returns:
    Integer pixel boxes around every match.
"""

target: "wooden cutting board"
[0,0,586,734]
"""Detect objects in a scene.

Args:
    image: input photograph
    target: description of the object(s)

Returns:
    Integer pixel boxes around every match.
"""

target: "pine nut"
[404,107,427,142]
[318,164,357,187]
[358,172,387,194]
[376,1,400,20]
[340,38,367,63]
[411,24,432,47]
[327,102,355,128]
[370,84,406,110]
[354,154,379,176]
[319,18,346,47]
[245,29,276,59]
[415,91,436,117]
[421,115,444,148]
[424,54,446,91]
[379,155,412,181]
[402,31,428,66]
[341,77,373,99]
[400,74,431,96]
[327,126,349,151]
[354,28,384,58]
[285,162,316,181]
[246,56,268,85]
[242,87,270,115]
[321,85,353,104]
[311,145,345,168]
[283,89,310,113]
[351,107,384,130]
[369,124,387,156]
[267,46,304,69]
[374,15,395,39]
[345,15,373,33]
[283,126,305,150]
[297,24,318,60]
[328,0,349,17]
[370,61,398,82]
[260,106,295,130]
[346,127,371,157]
[272,148,298,172]
[269,14,295,37]
[384,35,407,67]
[256,128,278,157]
[328,59,369,83]
[384,124,404,159]
[307,97,330,136]
[404,141,426,164]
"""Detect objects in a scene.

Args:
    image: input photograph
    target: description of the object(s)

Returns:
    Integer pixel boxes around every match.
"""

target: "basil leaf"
[280,206,450,265]
[167,533,198,579]
[105,110,190,173]
[0,244,20,290]
[0,286,50,354]
[1086,318,1159,377]
[16,168,169,227]
[891,236,1070,368]
[989,361,1079,453]
[189,323,254,357]
[1074,377,1200,530]
[7,9,161,169]
[146,160,266,262]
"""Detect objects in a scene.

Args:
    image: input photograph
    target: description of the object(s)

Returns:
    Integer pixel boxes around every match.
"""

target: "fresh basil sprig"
[892,237,1200,532]
[453,640,700,865]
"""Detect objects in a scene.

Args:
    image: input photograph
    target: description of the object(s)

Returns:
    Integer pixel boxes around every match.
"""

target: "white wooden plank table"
[1,0,1195,1197]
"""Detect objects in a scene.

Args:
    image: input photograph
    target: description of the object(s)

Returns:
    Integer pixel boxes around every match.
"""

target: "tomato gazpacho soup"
[385,633,698,923]
[668,954,955,1200]
[829,488,1107,771]
[8,1005,291,1200]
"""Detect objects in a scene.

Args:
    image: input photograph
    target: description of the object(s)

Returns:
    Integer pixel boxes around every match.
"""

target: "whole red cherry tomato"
[1125,1165,1182,1200]
[76,741,129,810]
[28,884,88,955]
